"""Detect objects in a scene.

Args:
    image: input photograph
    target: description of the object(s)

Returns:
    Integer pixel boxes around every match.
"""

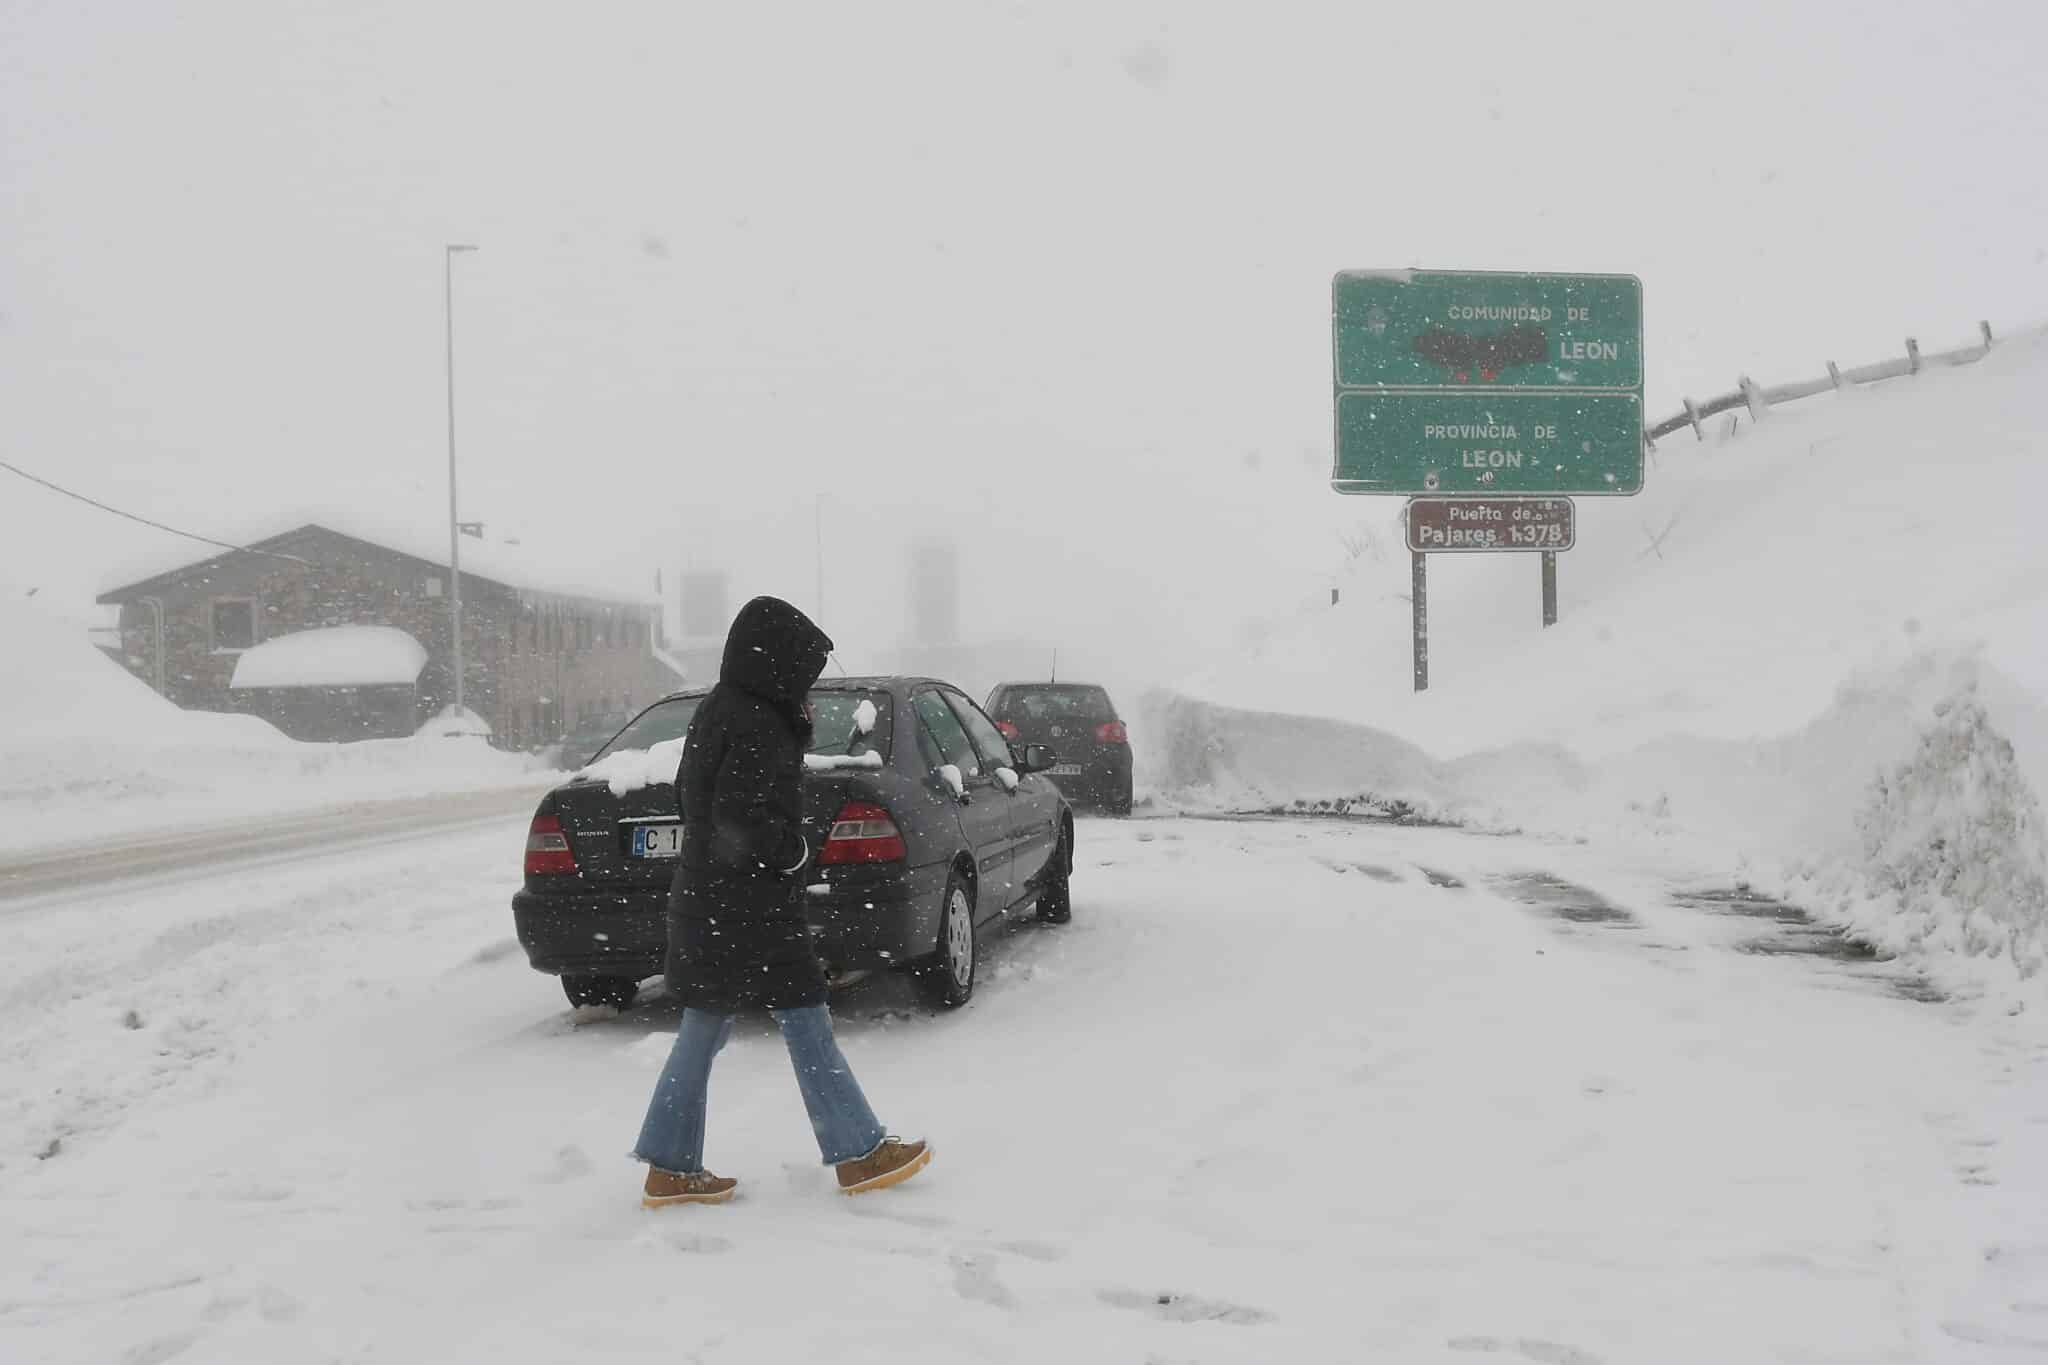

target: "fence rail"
[1643,321,1997,445]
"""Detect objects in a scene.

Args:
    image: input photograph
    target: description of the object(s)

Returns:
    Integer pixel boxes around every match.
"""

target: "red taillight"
[995,720,1020,741]
[818,801,907,865]
[524,813,579,876]
[1095,721,1129,745]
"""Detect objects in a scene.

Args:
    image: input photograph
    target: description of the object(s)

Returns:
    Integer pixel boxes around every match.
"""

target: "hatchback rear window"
[993,685,1117,724]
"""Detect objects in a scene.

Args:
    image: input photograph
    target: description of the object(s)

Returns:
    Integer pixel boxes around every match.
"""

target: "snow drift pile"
[1158,326,2048,986]
[0,593,545,853]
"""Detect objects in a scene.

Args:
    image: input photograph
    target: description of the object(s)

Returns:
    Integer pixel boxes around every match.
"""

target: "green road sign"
[1333,271,1642,390]
[1331,269,1645,496]
[1333,391,1643,496]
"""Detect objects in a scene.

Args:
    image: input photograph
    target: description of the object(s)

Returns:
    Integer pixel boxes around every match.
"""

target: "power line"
[0,457,308,565]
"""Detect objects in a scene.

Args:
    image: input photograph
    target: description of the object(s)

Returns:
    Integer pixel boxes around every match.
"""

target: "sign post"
[1411,552,1428,693]
[1334,270,1641,687]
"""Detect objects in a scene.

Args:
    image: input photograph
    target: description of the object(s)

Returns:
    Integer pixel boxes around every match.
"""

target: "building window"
[212,598,258,651]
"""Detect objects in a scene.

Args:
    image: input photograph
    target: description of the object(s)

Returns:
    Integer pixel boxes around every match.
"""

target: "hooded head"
[719,596,834,726]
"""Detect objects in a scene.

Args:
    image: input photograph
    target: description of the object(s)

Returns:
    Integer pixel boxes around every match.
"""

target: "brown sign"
[1406,497,1575,553]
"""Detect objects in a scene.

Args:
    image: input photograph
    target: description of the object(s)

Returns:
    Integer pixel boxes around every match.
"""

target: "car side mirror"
[1017,744,1057,775]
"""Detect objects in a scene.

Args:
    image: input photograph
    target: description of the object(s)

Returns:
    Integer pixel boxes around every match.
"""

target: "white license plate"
[630,824,683,858]
[1052,764,1084,776]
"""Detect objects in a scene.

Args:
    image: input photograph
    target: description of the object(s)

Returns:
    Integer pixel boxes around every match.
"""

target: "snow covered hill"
[1158,327,2048,989]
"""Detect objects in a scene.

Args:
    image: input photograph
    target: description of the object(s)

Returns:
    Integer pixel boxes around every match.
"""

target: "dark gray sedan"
[512,677,1075,1010]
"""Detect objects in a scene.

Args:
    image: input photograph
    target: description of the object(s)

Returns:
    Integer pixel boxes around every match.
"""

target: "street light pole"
[444,243,478,717]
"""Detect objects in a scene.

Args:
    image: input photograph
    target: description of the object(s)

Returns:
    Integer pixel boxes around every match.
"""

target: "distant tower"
[907,539,959,646]
[679,571,730,644]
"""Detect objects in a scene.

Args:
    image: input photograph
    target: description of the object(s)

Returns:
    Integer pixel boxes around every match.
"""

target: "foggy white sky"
[4,0,2044,696]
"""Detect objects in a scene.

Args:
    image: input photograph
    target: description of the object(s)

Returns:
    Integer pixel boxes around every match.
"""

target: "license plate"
[1052,764,1083,776]
[630,824,683,858]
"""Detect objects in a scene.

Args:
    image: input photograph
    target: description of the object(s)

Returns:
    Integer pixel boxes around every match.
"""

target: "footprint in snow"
[1942,1321,2048,1351]
[1099,1289,1273,1326]
[1449,1337,1605,1365]
[536,1144,595,1184]
[951,1253,1018,1309]
[123,1332,203,1365]
[994,1239,1067,1263]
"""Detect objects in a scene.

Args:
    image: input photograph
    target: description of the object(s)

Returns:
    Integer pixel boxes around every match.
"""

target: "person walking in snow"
[633,595,930,1207]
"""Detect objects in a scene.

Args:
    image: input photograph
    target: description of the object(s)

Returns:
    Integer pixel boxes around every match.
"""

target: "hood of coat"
[718,596,834,715]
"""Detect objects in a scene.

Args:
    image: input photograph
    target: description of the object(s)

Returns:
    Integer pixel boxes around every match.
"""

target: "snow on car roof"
[229,626,429,690]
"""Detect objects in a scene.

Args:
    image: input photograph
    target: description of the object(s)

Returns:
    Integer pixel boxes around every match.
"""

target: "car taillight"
[524,813,579,876]
[819,801,907,865]
[1095,721,1128,745]
[995,720,1020,741]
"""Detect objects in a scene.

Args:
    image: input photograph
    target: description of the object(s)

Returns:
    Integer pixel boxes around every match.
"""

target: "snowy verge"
[1135,687,1587,829]
[1142,650,2048,992]
[0,592,553,855]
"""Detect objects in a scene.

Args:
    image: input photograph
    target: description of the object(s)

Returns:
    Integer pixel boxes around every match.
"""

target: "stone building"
[97,522,685,747]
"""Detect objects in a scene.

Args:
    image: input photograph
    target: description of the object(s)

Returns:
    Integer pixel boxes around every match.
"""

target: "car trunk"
[547,768,899,888]
[548,775,683,889]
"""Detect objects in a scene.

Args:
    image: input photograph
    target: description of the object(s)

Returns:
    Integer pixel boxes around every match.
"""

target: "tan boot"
[642,1166,738,1208]
[836,1137,931,1195]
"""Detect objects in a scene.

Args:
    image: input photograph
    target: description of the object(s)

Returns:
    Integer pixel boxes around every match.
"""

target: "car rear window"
[589,689,887,762]
[807,690,889,758]
[993,685,1117,724]
[590,696,703,760]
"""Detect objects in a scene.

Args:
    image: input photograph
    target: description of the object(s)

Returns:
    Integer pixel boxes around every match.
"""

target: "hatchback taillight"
[995,719,1020,741]
[819,801,907,865]
[1095,721,1129,745]
[525,813,579,876]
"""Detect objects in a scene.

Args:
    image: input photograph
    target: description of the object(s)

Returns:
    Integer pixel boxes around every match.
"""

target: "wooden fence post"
[1684,398,1704,440]
[1980,320,1995,348]
[1905,337,1921,374]
[1740,375,1767,422]
[1827,360,1844,389]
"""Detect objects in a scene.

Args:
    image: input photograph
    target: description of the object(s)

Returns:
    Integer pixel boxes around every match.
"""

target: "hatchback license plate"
[631,825,683,858]
[1052,764,1083,776]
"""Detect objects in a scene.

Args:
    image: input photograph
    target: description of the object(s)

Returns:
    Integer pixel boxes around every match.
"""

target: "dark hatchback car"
[985,682,1132,815]
[512,677,1075,1011]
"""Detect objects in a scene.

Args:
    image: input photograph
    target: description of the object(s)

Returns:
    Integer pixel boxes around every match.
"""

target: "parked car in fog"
[538,712,634,771]
[985,682,1133,815]
[512,677,1075,1011]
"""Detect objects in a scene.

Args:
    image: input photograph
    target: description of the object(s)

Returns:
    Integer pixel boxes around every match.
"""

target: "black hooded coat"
[665,596,835,1012]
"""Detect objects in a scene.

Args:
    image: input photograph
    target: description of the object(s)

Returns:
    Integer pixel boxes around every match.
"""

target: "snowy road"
[0,785,548,909]
[3,813,2046,1363]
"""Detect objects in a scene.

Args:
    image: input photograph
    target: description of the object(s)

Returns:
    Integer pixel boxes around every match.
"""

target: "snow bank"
[230,626,427,689]
[417,704,493,739]
[0,592,546,854]
[578,739,685,797]
[1166,328,2048,990]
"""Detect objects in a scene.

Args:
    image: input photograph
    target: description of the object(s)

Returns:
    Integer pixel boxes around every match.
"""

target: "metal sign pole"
[1412,551,1429,692]
[1541,551,1558,628]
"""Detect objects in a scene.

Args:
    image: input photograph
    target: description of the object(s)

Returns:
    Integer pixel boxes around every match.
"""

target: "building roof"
[99,517,660,608]
[229,626,430,690]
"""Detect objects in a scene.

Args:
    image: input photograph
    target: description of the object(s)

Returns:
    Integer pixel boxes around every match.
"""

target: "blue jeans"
[633,1005,886,1173]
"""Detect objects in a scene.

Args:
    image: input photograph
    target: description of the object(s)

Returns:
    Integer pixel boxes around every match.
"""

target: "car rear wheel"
[1037,825,1073,925]
[561,974,640,1010]
[917,870,977,1009]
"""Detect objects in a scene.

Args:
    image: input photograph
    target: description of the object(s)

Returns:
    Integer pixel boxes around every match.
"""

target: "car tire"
[1109,786,1134,818]
[561,974,640,1010]
[917,869,977,1009]
[1037,825,1073,925]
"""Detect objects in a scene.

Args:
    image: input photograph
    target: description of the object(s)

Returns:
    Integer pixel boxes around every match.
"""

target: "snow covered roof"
[229,626,429,690]
[101,516,660,608]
